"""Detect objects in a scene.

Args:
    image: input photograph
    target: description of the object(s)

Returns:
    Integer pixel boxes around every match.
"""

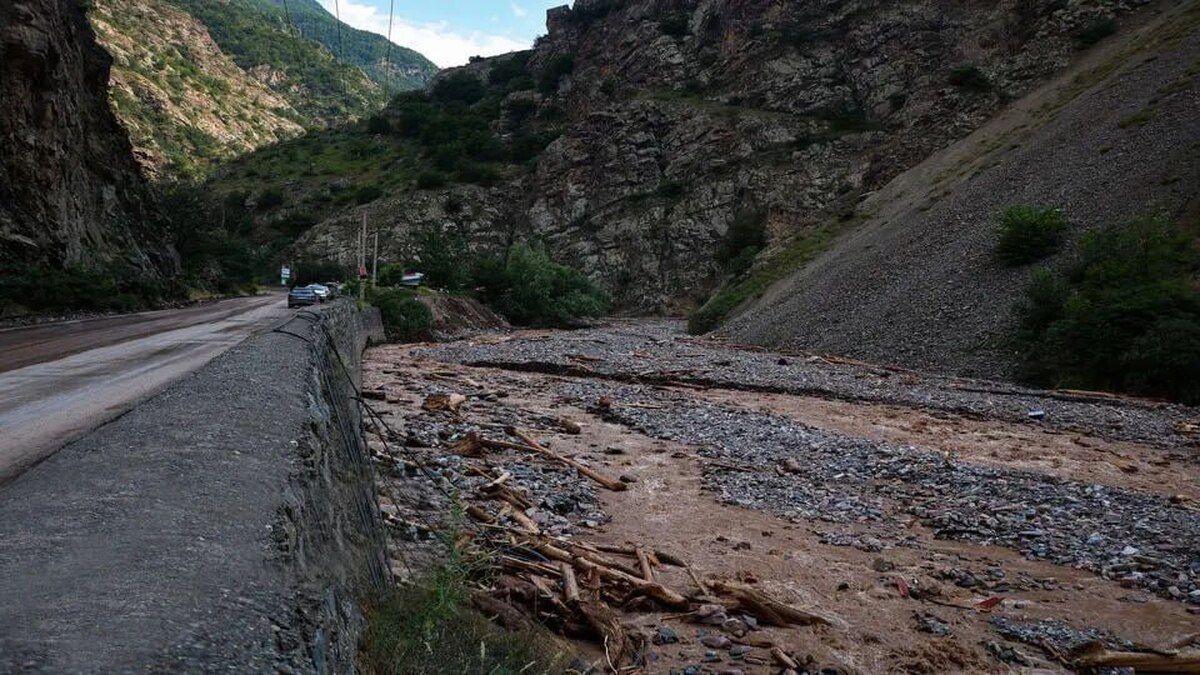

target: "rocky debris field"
[367,320,1200,673]
[415,321,1200,448]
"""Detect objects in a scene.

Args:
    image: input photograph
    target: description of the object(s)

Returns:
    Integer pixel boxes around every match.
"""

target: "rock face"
[723,3,1200,379]
[0,0,176,276]
[297,0,1151,313]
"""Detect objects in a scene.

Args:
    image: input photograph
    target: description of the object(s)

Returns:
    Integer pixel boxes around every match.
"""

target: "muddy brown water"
[364,343,1200,674]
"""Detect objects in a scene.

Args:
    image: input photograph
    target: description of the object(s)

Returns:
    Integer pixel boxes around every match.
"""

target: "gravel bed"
[549,379,1200,603]
[365,380,608,553]
[989,617,1134,654]
[415,321,1199,448]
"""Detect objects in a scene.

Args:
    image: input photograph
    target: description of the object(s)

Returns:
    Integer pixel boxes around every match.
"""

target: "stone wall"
[0,300,387,672]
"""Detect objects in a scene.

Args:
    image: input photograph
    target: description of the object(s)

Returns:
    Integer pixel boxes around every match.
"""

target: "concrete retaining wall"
[0,300,386,673]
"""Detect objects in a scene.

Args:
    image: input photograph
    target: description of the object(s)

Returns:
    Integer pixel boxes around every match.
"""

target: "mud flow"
[362,320,1200,674]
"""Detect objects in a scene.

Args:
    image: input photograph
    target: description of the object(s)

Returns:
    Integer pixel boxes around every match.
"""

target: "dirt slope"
[721,2,1200,379]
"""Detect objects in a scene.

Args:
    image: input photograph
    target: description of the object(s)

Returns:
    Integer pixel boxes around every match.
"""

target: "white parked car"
[306,284,331,301]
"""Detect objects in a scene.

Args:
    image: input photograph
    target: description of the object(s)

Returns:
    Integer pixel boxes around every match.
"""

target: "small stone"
[1121,545,1140,556]
[872,558,895,573]
[653,626,678,645]
[729,645,752,659]
[604,446,626,455]
[1167,586,1182,599]
[701,635,732,649]
[1086,533,1104,546]
[619,474,638,483]
[702,651,721,663]
[722,618,748,636]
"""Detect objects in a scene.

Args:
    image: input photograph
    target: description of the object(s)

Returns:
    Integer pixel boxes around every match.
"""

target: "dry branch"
[561,562,581,604]
[508,428,630,491]
[636,547,654,582]
[712,581,835,627]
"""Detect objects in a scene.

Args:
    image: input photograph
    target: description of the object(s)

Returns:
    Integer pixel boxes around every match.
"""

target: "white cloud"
[317,0,529,68]
[511,3,528,18]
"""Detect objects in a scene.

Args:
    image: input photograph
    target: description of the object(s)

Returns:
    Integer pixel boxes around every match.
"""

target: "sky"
[316,0,566,68]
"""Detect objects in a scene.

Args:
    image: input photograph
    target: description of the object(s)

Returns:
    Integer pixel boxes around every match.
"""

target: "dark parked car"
[287,287,318,308]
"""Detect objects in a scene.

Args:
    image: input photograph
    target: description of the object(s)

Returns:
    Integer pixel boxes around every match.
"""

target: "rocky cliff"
[293,0,1154,314]
[0,0,175,276]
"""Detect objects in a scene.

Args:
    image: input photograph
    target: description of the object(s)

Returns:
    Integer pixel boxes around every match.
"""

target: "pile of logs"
[439,426,836,669]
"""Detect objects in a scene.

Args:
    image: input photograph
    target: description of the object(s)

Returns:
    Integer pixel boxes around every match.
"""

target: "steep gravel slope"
[722,3,1200,379]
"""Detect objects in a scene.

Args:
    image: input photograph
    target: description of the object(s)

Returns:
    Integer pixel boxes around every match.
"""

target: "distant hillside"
[89,0,436,179]
[91,0,306,179]
[259,0,438,91]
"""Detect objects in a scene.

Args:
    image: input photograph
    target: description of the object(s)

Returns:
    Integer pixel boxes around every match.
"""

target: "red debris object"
[975,595,1004,611]
[895,576,910,598]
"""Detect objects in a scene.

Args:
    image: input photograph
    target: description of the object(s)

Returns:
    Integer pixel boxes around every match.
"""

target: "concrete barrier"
[0,299,387,673]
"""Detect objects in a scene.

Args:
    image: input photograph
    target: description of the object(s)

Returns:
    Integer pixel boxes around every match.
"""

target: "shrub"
[539,54,576,94]
[995,205,1069,266]
[472,243,609,326]
[354,184,384,204]
[657,180,686,198]
[453,160,500,186]
[431,71,486,105]
[366,114,391,134]
[373,289,432,342]
[1075,16,1117,47]
[1015,215,1200,402]
[408,224,471,290]
[416,171,447,189]
[949,65,992,92]
[256,188,285,211]
[275,212,318,237]
[487,52,531,87]
[660,15,689,37]
[718,206,767,269]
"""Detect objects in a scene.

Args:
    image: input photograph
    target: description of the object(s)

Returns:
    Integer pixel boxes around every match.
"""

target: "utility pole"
[371,231,379,288]
[358,213,366,303]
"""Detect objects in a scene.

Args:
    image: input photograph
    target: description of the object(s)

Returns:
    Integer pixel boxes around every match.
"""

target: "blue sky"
[317,0,565,68]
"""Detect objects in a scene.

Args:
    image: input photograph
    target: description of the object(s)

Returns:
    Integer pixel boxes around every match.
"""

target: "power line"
[333,0,345,64]
[384,0,395,91]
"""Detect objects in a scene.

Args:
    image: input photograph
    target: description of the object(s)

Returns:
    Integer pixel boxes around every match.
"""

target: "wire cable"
[383,0,395,91]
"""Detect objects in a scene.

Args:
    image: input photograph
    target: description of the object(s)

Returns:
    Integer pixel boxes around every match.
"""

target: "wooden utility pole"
[371,231,379,288]
[358,213,366,303]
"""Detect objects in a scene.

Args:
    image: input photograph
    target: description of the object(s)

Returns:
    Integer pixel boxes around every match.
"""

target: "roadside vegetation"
[369,236,609,340]
[0,264,185,318]
[1015,214,1200,403]
[360,548,573,674]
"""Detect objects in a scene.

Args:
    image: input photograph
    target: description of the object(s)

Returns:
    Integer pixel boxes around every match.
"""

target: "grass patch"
[995,205,1069,266]
[687,222,841,334]
[1118,107,1154,128]
[360,556,574,674]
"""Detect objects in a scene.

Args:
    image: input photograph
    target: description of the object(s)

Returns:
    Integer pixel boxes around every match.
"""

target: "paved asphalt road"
[0,294,292,485]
